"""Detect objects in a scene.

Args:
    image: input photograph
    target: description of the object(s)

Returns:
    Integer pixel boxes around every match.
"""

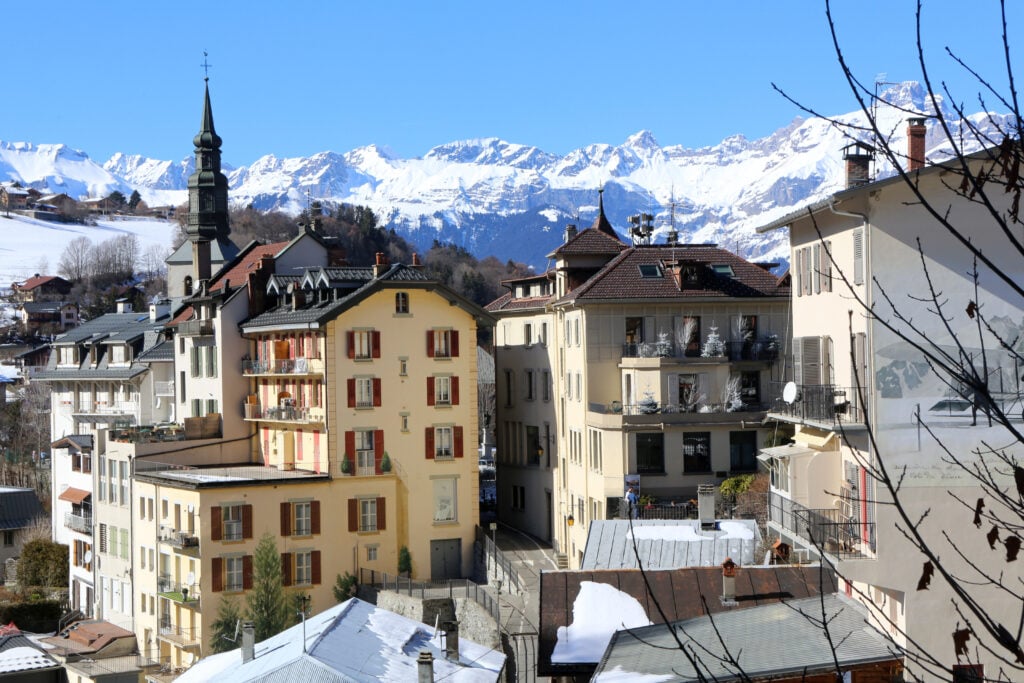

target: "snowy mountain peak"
[624,130,661,153]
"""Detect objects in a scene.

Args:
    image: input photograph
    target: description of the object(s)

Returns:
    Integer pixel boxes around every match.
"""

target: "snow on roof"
[551,581,652,665]
[0,645,58,673]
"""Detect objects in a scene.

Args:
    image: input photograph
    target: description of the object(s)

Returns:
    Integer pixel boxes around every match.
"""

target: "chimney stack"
[411,253,423,268]
[697,484,716,530]
[907,117,927,171]
[417,650,434,682]
[115,299,133,314]
[721,558,738,602]
[443,621,460,662]
[241,621,255,663]
[373,252,389,278]
[564,224,578,243]
[843,141,874,189]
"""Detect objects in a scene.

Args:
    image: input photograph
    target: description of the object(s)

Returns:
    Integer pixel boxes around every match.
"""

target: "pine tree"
[246,533,288,641]
[701,323,725,357]
[209,596,243,654]
[128,189,142,211]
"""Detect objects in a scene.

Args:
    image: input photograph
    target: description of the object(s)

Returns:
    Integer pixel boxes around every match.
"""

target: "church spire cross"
[200,51,212,82]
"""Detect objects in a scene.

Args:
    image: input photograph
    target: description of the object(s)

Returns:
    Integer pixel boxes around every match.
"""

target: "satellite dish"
[83,550,93,564]
[186,571,195,585]
[782,382,799,404]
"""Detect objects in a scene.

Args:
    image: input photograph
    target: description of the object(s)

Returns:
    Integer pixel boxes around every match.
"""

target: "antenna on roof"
[666,185,679,247]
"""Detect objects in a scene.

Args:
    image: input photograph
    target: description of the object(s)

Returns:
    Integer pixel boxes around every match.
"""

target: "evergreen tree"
[245,533,288,641]
[209,596,243,654]
[128,189,142,211]
[106,190,127,208]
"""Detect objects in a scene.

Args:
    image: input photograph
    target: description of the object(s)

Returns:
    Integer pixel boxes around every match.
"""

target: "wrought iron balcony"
[768,491,874,559]
[243,403,324,424]
[621,337,780,362]
[158,575,200,608]
[767,382,867,425]
[158,526,199,552]
[242,357,323,376]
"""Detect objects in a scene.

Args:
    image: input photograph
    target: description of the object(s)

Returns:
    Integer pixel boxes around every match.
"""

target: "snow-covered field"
[0,213,176,290]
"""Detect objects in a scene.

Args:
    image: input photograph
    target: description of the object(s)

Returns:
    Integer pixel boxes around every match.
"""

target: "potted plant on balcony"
[340,454,353,475]
[380,451,392,473]
[701,323,726,358]
[638,391,660,414]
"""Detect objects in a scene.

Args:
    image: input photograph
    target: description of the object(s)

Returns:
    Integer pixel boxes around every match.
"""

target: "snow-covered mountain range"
[0,82,1009,268]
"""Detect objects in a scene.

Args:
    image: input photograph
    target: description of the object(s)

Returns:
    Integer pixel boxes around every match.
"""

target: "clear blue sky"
[3,1,1019,166]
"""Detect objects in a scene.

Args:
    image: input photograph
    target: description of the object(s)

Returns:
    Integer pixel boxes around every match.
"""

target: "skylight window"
[638,264,662,278]
[712,264,734,277]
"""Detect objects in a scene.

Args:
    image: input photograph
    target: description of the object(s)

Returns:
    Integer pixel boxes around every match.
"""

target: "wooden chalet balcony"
[242,357,324,376]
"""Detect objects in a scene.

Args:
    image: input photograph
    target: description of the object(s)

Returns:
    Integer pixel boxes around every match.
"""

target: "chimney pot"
[907,117,927,171]
[417,650,434,683]
[443,620,460,662]
[843,142,874,189]
[412,253,422,267]
[241,621,255,663]
[564,224,578,243]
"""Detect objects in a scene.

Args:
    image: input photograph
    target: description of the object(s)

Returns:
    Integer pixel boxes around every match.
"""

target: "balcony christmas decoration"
[380,451,392,473]
[701,322,726,358]
[638,390,660,414]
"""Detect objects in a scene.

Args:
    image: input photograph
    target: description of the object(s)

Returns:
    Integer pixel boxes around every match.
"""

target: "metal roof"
[581,519,762,570]
[593,593,901,682]
[0,488,43,530]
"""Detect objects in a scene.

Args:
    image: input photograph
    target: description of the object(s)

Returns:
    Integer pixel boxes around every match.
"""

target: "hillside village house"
[11,274,73,302]
[16,301,79,335]
[487,197,790,568]
[757,121,1024,681]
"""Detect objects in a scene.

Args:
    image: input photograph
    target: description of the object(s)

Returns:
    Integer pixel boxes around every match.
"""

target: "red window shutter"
[212,557,223,592]
[425,427,435,459]
[348,499,358,532]
[347,378,355,408]
[372,331,381,358]
[373,378,382,407]
[346,331,355,359]
[376,430,385,473]
[211,506,222,541]
[243,555,253,590]
[242,505,253,539]
[311,500,321,535]
[452,376,460,405]
[454,426,464,458]
[312,550,322,585]
[281,553,292,587]
[427,377,435,406]
[451,330,460,357]
[376,497,387,530]
[280,502,291,537]
[345,431,356,461]
[426,330,434,357]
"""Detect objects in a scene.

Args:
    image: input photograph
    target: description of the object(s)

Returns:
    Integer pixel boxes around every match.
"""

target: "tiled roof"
[209,241,288,293]
[19,301,71,314]
[539,565,835,676]
[0,636,59,673]
[485,292,552,313]
[550,227,627,257]
[136,339,174,362]
[0,488,43,530]
[12,275,67,291]
[594,593,899,682]
[559,244,789,304]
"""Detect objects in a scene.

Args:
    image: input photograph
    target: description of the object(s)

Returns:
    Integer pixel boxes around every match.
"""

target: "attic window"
[638,264,662,278]
[712,264,734,277]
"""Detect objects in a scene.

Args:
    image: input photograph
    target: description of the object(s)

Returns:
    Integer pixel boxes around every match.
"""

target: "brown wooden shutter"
[452,376,460,405]
[346,331,355,359]
[454,425,464,458]
[347,378,355,408]
[451,330,459,357]
[281,553,292,586]
[311,500,321,535]
[348,499,358,532]
[211,506,222,541]
[371,331,381,358]
[242,504,253,539]
[427,377,435,406]
[425,427,434,459]
[372,378,381,407]
[280,502,291,537]
[242,555,253,590]
[426,330,434,357]
[345,431,355,460]
[212,557,223,592]
[376,497,386,530]
[374,430,384,474]
[311,550,321,585]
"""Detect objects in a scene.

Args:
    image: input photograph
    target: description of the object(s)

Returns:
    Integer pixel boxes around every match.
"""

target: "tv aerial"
[628,212,654,246]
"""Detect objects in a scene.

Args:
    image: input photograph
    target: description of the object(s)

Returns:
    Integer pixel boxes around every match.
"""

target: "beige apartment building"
[758,125,1024,681]
[489,200,790,567]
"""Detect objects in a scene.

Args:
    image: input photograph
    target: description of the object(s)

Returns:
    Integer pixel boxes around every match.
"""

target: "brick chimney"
[721,558,738,603]
[843,141,874,188]
[411,253,423,268]
[907,117,927,171]
[373,252,389,278]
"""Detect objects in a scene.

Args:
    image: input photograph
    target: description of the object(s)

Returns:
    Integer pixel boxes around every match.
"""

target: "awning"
[757,444,816,463]
[58,487,91,504]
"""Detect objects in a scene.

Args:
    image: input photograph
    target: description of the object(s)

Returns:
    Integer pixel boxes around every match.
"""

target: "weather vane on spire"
[201,51,212,82]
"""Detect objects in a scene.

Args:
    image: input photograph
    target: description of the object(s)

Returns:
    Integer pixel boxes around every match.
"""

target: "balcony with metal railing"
[242,356,323,376]
[64,511,93,534]
[177,319,214,337]
[158,526,199,553]
[767,382,867,426]
[621,337,780,363]
[243,403,325,424]
[768,491,874,560]
[157,618,201,648]
[158,575,201,610]
[154,381,175,397]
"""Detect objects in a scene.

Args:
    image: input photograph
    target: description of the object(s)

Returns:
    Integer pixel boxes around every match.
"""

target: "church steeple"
[590,187,619,239]
[186,80,230,243]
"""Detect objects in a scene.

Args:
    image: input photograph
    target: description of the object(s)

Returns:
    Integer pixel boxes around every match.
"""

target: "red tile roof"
[12,275,68,291]
[550,227,627,257]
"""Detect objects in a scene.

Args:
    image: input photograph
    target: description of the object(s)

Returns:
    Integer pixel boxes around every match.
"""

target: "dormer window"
[58,346,77,365]
[110,344,128,364]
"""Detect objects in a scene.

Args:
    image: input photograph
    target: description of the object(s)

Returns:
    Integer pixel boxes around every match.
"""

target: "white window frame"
[432,329,453,359]
[353,330,373,360]
[434,426,454,459]
[433,477,457,523]
[359,499,378,532]
[223,505,243,541]
[294,550,312,585]
[293,502,311,536]
[225,556,244,592]
[356,431,375,476]
[435,375,452,406]
[355,377,374,408]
